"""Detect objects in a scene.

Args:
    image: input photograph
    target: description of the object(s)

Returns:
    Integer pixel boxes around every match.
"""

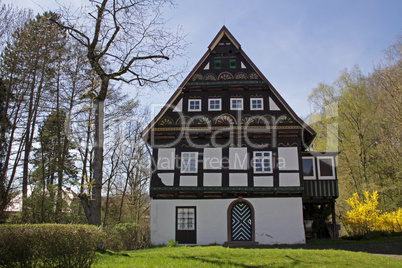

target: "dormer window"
[250,98,263,110]
[188,99,201,112]
[230,98,243,110]
[208,98,221,111]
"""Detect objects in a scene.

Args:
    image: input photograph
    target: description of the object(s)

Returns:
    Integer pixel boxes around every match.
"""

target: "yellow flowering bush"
[343,191,402,236]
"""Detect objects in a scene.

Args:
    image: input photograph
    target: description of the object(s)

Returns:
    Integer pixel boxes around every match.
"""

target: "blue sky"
[3,0,402,118]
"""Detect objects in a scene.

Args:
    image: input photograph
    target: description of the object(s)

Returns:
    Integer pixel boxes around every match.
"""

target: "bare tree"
[51,0,185,225]
[0,1,32,218]
[0,12,67,217]
[0,1,32,51]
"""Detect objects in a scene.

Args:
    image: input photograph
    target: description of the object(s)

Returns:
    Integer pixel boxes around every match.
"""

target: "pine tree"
[30,111,77,222]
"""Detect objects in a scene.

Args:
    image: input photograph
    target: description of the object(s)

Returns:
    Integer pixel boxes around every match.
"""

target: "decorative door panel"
[231,202,252,241]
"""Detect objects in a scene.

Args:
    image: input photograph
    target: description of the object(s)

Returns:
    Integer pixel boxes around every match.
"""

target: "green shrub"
[0,224,102,268]
[167,240,178,247]
[103,223,150,251]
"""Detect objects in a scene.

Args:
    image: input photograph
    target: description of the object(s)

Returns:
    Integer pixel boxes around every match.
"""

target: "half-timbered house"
[142,26,339,245]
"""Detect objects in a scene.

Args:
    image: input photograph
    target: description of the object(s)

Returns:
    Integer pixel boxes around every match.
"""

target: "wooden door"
[176,207,196,244]
[231,202,252,241]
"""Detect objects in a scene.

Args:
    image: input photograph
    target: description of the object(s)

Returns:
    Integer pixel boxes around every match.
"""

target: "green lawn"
[93,246,402,267]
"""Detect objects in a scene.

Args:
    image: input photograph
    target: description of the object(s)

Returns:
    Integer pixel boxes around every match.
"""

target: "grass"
[93,245,402,267]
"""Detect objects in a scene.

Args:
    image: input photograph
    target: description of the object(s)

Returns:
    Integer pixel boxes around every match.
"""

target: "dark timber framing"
[144,26,340,243]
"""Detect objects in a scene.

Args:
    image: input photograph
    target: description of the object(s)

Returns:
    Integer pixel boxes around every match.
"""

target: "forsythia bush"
[343,191,402,236]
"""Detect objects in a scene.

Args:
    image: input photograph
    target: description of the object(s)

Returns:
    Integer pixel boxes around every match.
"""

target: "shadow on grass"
[97,250,131,258]
[285,255,302,266]
[169,255,268,268]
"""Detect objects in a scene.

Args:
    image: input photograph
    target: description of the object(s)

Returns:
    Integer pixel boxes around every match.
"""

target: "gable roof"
[142,26,316,145]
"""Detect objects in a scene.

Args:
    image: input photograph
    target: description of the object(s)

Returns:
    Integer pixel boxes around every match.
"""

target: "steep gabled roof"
[142,26,316,145]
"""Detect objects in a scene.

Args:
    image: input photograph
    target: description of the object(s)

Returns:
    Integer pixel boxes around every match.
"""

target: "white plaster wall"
[279,173,300,186]
[229,173,248,186]
[157,148,175,170]
[179,176,198,186]
[269,97,280,111]
[229,148,248,170]
[204,148,222,169]
[253,197,305,244]
[254,176,274,187]
[158,173,174,186]
[151,199,229,245]
[150,197,305,246]
[278,147,299,171]
[204,173,222,186]
[173,98,183,112]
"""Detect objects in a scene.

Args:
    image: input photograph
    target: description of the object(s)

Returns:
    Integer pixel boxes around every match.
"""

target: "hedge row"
[0,224,102,268]
[103,223,150,251]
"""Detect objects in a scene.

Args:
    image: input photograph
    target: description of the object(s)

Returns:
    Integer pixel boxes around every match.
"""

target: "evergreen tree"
[30,111,77,222]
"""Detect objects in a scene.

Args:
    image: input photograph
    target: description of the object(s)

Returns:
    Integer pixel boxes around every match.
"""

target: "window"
[230,59,236,69]
[214,60,221,69]
[317,156,335,179]
[230,98,243,110]
[302,157,316,180]
[188,99,201,111]
[253,151,272,173]
[181,152,198,173]
[250,98,263,110]
[208,98,221,111]
[176,207,196,230]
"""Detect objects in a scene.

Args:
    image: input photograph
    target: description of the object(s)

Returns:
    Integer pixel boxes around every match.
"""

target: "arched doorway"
[226,198,257,244]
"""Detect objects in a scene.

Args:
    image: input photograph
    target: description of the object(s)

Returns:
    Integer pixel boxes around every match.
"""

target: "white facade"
[150,197,306,245]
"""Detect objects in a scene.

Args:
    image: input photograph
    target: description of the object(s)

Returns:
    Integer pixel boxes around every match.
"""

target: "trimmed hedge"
[0,224,102,268]
[103,223,150,251]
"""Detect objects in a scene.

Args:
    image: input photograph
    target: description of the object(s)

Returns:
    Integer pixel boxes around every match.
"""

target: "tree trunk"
[56,69,63,221]
[90,98,104,226]
[81,79,108,225]
[80,76,109,226]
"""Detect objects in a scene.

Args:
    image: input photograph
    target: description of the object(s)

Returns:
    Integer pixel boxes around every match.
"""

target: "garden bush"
[103,223,150,251]
[0,224,102,268]
[343,191,402,236]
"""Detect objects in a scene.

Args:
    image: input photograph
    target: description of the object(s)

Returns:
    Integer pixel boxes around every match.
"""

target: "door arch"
[227,198,256,243]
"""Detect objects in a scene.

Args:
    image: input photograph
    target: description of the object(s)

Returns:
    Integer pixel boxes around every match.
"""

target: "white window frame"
[230,98,243,110]
[302,157,316,180]
[188,99,201,112]
[250,98,264,110]
[208,98,221,111]
[317,156,336,180]
[253,151,273,173]
[181,152,198,173]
